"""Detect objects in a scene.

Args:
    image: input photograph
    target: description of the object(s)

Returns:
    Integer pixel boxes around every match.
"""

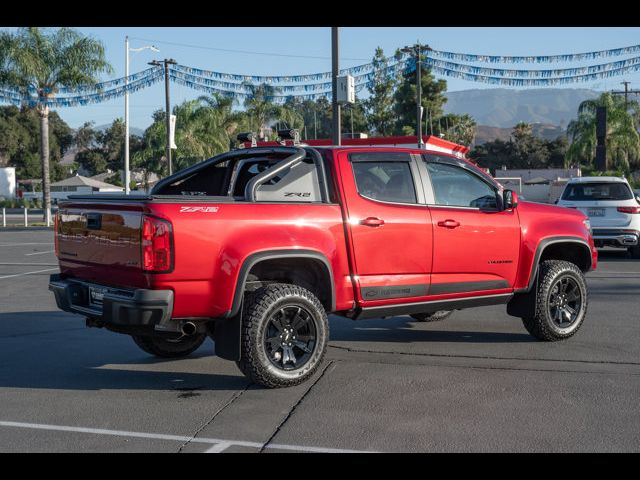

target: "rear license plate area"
[588,208,605,217]
[89,286,108,307]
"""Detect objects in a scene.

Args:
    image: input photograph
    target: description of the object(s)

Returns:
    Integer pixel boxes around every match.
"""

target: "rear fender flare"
[224,249,336,319]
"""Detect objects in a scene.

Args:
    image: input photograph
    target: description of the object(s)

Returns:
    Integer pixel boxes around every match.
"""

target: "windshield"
[561,182,633,201]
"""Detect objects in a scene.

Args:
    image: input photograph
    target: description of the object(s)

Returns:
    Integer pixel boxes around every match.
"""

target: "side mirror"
[503,189,518,210]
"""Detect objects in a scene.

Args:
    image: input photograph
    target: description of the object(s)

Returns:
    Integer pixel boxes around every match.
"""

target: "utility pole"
[331,27,341,146]
[401,42,432,148]
[612,80,640,109]
[150,58,177,176]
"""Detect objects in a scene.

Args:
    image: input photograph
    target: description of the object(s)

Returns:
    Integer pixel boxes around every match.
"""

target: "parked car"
[49,145,596,388]
[557,176,640,258]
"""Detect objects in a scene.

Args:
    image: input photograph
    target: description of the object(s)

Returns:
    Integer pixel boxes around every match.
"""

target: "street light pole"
[125,39,158,194]
[125,36,129,194]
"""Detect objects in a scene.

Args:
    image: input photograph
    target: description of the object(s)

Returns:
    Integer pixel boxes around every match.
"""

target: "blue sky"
[4,26,640,130]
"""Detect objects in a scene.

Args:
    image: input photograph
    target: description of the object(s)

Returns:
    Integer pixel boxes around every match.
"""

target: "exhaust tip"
[181,322,197,336]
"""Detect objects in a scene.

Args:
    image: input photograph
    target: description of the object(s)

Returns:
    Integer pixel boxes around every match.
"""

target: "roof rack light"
[237,132,257,148]
[277,129,300,146]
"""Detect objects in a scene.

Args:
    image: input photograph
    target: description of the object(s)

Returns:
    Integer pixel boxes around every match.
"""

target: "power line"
[128,36,370,62]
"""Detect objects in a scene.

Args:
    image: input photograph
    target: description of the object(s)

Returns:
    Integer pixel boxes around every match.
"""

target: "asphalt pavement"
[0,229,638,452]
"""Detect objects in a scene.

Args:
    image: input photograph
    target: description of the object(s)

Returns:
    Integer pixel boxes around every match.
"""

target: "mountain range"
[443,88,600,128]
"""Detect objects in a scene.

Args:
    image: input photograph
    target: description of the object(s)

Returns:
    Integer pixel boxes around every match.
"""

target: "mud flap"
[213,305,242,361]
[507,275,538,318]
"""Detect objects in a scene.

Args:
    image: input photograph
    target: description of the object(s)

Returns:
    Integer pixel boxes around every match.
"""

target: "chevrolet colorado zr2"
[49,145,597,388]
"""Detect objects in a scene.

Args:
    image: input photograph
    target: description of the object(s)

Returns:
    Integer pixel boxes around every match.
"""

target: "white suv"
[557,176,640,258]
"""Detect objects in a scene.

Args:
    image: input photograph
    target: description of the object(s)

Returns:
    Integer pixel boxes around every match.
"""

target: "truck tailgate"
[57,202,147,288]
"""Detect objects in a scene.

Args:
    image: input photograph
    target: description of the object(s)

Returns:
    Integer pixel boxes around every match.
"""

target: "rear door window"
[350,152,417,204]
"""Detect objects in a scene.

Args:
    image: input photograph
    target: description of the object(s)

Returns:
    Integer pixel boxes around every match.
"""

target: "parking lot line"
[24,250,55,256]
[0,267,58,280]
[0,243,52,247]
[204,442,233,453]
[0,421,375,453]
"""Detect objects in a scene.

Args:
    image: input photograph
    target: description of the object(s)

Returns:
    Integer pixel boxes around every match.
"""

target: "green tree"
[74,121,97,150]
[342,100,369,138]
[134,95,242,178]
[566,92,640,170]
[441,113,477,146]
[0,27,111,221]
[0,105,74,181]
[470,124,568,172]
[243,83,281,139]
[365,47,397,136]
[393,54,448,136]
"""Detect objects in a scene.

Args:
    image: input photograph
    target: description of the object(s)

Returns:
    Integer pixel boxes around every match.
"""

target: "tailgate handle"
[85,213,102,230]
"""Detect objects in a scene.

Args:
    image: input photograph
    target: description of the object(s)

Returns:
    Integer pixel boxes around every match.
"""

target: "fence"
[1,207,51,228]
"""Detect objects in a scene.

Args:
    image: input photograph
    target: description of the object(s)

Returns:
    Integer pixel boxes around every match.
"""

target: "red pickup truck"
[49,145,597,388]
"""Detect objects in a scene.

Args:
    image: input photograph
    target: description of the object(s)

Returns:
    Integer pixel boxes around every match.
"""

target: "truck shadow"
[0,311,247,392]
[328,315,535,343]
[597,249,640,262]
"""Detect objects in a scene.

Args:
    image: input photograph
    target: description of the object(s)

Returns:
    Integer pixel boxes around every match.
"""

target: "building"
[494,167,582,204]
[48,174,123,202]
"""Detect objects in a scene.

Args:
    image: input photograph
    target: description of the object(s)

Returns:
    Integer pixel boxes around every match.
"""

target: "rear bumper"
[48,274,175,331]
[592,229,639,247]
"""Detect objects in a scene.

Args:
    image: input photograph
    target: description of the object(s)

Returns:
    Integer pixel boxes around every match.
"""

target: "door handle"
[437,219,460,229]
[360,217,385,227]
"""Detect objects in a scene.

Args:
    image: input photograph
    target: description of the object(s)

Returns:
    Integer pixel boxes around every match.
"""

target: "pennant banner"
[16,70,166,108]
[169,73,333,102]
[169,62,405,94]
[171,59,405,84]
[5,42,640,109]
[423,55,640,78]
[430,44,640,64]
[409,60,640,87]
[0,66,163,96]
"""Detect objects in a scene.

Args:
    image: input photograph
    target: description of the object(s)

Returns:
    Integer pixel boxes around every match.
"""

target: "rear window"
[562,182,633,201]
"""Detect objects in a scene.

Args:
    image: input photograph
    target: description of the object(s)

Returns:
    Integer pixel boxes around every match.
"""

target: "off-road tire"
[132,333,207,358]
[521,260,588,341]
[410,310,454,322]
[236,283,329,389]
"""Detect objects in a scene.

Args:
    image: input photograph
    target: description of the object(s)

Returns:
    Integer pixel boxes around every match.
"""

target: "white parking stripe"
[0,268,58,280]
[0,421,375,453]
[25,250,55,256]
[0,243,52,247]
[205,442,233,453]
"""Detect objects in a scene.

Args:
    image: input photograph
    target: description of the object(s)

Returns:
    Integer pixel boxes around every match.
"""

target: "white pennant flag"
[169,114,177,149]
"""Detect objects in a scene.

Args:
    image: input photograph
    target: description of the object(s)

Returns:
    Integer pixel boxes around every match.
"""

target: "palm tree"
[566,92,640,170]
[135,95,244,177]
[0,28,111,223]
[243,83,281,139]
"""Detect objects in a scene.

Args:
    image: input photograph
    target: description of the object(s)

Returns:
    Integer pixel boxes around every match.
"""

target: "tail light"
[142,215,173,272]
[617,206,640,214]
[53,211,59,257]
